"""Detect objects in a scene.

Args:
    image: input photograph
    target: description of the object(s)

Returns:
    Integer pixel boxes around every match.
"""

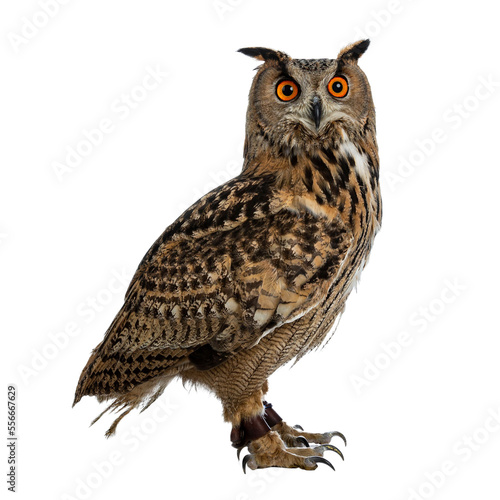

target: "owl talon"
[293,424,304,431]
[306,456,335,471]
[242,454,256,473]
[325,431,347,447]
[322,444,344,460]
[296,436,310,447]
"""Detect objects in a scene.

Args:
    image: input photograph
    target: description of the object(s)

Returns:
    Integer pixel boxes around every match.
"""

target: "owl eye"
[276,80,299,102]
[327,76,349,98]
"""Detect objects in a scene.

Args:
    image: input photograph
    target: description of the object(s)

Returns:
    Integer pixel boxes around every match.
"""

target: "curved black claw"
[236,447,244,461]
[296,436,310,448]
[330,431,347,447]
[293,424,304,431]
[322,444,344,461]
[242,454,252,474]
[309,456,335,471]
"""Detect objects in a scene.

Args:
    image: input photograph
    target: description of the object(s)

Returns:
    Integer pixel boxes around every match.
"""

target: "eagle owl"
[74,39,381,472]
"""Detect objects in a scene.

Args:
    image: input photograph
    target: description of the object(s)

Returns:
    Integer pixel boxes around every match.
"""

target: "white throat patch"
[339,138,371,185]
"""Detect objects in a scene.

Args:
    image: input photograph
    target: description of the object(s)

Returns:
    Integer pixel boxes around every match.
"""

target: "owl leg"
[226,386,341,472]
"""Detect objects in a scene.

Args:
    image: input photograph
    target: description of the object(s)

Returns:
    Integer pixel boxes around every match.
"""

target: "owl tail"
[90,376,173,438]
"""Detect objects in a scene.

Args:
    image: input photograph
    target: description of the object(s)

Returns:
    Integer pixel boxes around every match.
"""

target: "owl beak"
[311,96,322,131]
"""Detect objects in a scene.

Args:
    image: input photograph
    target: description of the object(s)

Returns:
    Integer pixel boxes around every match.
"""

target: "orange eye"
[276,80,299,101]
[327,76,349,98]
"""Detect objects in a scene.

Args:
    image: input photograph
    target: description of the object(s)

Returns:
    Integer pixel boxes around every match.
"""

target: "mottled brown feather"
[74,174,352,405]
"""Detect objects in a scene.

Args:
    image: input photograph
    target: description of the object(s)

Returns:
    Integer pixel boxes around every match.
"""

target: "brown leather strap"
[230,425,244,446]
[230,413,271,448]
[230,401,283,448]
[263,401,282,427]
[244,414,272,441]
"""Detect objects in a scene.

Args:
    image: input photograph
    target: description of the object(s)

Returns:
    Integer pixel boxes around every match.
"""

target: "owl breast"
[279,129,381,357]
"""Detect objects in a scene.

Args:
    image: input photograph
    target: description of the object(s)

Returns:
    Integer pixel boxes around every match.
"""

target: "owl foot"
[230,400,345,471]
[242,431,335,473]
[241,431,336,472]
[273,421,347,447]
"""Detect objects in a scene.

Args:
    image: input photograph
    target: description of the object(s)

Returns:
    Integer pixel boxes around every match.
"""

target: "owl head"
[239,40,375,160]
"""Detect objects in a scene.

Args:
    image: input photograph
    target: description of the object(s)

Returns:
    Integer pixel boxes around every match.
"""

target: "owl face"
[240,41,374,151]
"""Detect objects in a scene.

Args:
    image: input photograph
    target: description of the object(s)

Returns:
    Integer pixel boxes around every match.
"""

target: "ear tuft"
[238,47,289,63]
[337,39,370,63]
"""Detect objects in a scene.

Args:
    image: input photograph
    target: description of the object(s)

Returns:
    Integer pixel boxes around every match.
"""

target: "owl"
[74,39,382,472]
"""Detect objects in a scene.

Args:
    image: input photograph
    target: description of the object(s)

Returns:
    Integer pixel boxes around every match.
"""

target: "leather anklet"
[230,400,283,448]
[263,401,282,427]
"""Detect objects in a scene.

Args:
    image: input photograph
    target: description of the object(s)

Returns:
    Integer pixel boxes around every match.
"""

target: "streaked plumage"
[74,39,381,471]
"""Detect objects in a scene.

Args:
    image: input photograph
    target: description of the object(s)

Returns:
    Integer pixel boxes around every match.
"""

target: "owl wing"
[96,175,352,360]
[74,174,353,403]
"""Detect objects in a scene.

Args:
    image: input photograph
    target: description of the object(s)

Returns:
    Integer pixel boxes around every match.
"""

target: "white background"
[1,1,499,499]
